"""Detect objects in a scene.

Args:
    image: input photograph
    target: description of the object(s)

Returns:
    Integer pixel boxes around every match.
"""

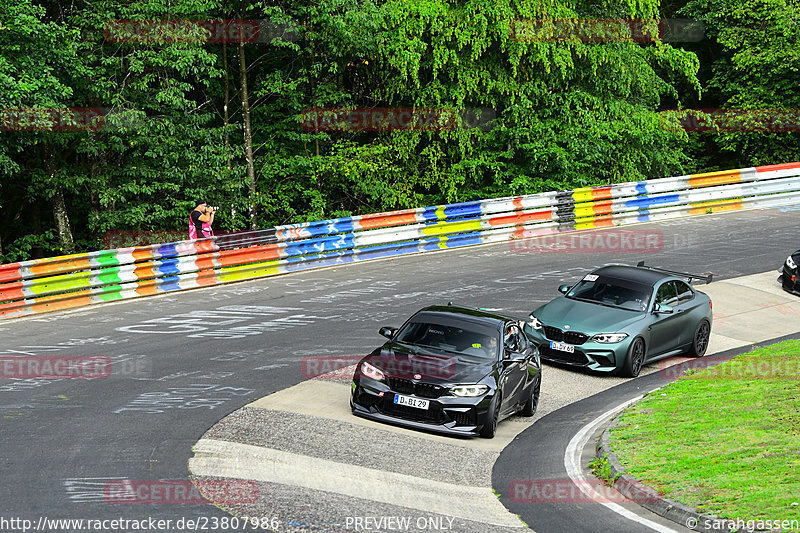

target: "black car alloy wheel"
[480,393,501,439]
[689,319,711,357]
[520,371,541,417]
[622,338,645,378]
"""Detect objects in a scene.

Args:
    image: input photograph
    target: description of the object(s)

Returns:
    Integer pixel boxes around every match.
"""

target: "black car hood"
[365,342,494,385]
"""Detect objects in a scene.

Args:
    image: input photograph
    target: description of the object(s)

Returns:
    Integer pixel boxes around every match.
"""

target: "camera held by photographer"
[189,200,217,240]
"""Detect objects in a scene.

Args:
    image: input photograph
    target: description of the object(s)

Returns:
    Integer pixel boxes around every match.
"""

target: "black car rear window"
[395,317,500,359]
[566,275,652,312]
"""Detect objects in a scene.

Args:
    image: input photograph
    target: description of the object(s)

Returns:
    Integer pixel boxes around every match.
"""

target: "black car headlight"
[787,255,797,270]
[360,361,385,381]
[591,333,629,344]
[450,384,489,397]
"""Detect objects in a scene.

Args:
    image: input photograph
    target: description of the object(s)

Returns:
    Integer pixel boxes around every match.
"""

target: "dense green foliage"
[0,0,796,261]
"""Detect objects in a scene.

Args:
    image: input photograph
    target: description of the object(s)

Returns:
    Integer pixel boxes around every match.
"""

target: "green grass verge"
[589,454,618,486]
[610,340,800,525]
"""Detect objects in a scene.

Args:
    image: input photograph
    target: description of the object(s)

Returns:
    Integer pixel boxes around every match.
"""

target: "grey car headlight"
[528,315,543,330]
[451,384,490,397]
[591,333,629,344]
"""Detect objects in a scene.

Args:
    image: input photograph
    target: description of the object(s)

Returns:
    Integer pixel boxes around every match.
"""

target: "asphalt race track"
[1,206,799,533]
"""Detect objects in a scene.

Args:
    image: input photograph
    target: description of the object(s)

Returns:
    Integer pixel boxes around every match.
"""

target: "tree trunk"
[238,40,257,230]
[223,42,237,222]
[51,188,75,255]
[223,42,232,172]
[43,146,75,254]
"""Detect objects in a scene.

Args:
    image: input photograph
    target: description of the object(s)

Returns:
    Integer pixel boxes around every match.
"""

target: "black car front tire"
[480,393,501,438]
[688,319,711,357]
[621,337,645,378]
[519,371,541,417]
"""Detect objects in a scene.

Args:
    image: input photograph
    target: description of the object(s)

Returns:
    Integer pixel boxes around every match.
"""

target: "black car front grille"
[539,345,588,365]
[543,326,589,345]
[387,378,446,399]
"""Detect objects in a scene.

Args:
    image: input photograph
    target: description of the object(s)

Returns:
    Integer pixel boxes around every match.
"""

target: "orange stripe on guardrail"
[488,209,552,226]
[688,169,741,188]
[756,162,800,172]
[0,282,25,303]
[358,211,419,229]
[591,187,613,200]
[216,244,282,267]
[689,199,744,214]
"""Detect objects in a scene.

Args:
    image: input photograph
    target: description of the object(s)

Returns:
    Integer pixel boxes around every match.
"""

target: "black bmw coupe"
[350,305,541,438]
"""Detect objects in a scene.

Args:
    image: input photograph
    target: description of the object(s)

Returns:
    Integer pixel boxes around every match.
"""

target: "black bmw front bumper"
[350,377,493,437]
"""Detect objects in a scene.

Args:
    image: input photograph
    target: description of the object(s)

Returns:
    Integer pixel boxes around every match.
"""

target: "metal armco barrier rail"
[2,161,800,319]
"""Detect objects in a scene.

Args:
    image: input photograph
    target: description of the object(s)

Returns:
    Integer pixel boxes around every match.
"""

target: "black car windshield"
[395,318,500,360]
[566,275,652,312]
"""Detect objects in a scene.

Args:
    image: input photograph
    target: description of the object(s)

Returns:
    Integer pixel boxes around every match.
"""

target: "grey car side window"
[655,282,679,306]
[675,280,694,303]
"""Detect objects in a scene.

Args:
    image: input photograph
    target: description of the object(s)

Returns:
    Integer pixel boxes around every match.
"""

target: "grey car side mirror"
[653,303,674,314]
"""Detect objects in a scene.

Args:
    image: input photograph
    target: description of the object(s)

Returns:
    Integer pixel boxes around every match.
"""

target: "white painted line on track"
[191,438,526,528]
[564,394,682,533]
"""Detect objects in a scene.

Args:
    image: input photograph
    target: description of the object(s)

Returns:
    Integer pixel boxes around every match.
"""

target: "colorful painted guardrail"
[2,161,800,319]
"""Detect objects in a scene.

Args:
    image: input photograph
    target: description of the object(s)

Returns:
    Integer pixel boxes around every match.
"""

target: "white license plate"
[393,394,429,410]
[550,341,575,353]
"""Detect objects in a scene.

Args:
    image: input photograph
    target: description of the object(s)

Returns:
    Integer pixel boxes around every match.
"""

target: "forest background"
[0,0,797,262]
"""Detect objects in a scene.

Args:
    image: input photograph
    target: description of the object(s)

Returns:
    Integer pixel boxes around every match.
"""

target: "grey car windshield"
[395,320,499,359]
[567,276,652,311]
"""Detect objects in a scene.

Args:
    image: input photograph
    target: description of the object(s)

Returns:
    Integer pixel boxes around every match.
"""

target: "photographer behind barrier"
[189,200,217,240]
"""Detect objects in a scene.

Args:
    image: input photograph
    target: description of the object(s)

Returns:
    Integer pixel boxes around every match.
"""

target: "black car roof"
[591,265,671,286]
[412,305,510,329]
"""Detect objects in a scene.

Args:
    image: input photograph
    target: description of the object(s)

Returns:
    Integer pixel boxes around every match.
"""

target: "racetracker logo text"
[661,108,800,132]
[509,229,663,254]
[302,355,457,380]
[300,107,495,131]
[510,478,659,504]
[102,480,258,504]
[510,18,704,43]
[660,356,800,380]
[1,108,104,132]
[103,19,296,44]
[0,107,141,132]
[1,356,111,379]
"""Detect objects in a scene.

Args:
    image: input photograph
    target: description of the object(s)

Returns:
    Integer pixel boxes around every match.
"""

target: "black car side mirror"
[379,326,397,339]
[558,284,571,294]
[504,351,526,363]
[653,303,674,315]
